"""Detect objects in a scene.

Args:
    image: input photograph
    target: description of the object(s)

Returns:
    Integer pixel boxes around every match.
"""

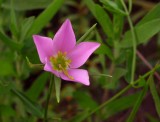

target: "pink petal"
[60,69,90,85]
[33,35,54,64]
[67,42,100,68]
[44,58,59,77]
[53,19,76,53]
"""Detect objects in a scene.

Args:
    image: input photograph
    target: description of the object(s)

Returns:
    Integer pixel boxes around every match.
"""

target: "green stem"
[86,84,131,116]
[120,0,137,84]
[79,64,160,121]
[44,75,54,122]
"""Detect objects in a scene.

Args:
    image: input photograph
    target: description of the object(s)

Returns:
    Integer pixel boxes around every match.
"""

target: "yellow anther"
[58,64,74,80]
[50,51,73,80]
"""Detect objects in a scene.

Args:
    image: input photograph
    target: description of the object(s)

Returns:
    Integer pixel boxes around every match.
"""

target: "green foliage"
[103,92,141,119]
[11,89,44,117]
[100,0,126,15]
[74,91,98,110]
[26,72,49,101]
[0,0,160,121]
[54,76,61,103]
[121,19,160,47]
[2,0,53,10]
[27,0,64,36]
[84,0,113,38]
[127,81,148,122]
[149,74,160,117]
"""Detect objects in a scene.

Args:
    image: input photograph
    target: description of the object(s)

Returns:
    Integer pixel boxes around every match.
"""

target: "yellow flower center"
[50,51,74,80]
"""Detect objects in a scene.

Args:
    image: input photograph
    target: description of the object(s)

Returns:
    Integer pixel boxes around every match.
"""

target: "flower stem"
[44,74,54,122]
[120,0,137,84]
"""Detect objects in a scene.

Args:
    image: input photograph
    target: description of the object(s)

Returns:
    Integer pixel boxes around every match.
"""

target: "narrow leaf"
[112,0,124,39]
[54,76,61,103]
[149,74,160,117]
[121,19,160,48]
[11,89,43,117]
[10,1,19,38]
[100,0,127,15]
[77,23,97,43]
[27,0,64,36]
[137,3,160,26]
[84,0,113,38]
[127,81,148,122]
[104,92,141,119]
[26,72,49,101]
[20,16,35,42]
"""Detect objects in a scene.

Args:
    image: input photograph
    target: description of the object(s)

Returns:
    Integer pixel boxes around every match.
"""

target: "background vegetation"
[0,0,160,122]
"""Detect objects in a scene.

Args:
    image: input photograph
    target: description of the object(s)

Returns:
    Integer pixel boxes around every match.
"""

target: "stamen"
[58,64,74,80]
[50,51,74,80]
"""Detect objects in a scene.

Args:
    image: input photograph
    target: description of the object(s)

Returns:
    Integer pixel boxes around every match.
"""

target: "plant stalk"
[44,75,54,122]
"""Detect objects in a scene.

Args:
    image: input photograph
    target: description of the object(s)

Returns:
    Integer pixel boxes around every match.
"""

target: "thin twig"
[136,50,160,82]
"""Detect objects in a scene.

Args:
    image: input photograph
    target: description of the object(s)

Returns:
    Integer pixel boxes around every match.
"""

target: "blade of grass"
[84,0,113,38]
[27,0,64,36]
[149,74,160,117]
[11,88,43,117]
[126,81,148,122]
[77,23,97,43]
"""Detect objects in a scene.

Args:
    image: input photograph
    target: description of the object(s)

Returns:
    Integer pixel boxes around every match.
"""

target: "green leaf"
[27,0,64,36]
[54,76,61,103]
[127,80,148,122]
[20,17,35,42]
[100,0,127,15]
[0,105,16,117]
[113,0,124,40]
[74,91,98,110]
[84,0,113,38]
[2,0,53,11]
[10,1,19,38]
[95,44,113,61]
[137,3,160,26]
[0,59,15,76]
[26,72,49,101]
[0,31,22,51]
[11,89,43,117]
[77,23,97,43]
[149,74,160,117]
[121,19,160,48]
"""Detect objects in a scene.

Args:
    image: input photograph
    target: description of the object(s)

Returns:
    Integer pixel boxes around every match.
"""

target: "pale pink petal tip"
[52,19,76,53]
[60,69,90,86]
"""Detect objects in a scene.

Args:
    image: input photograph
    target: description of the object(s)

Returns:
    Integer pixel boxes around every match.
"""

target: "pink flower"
[33,19,100,85]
